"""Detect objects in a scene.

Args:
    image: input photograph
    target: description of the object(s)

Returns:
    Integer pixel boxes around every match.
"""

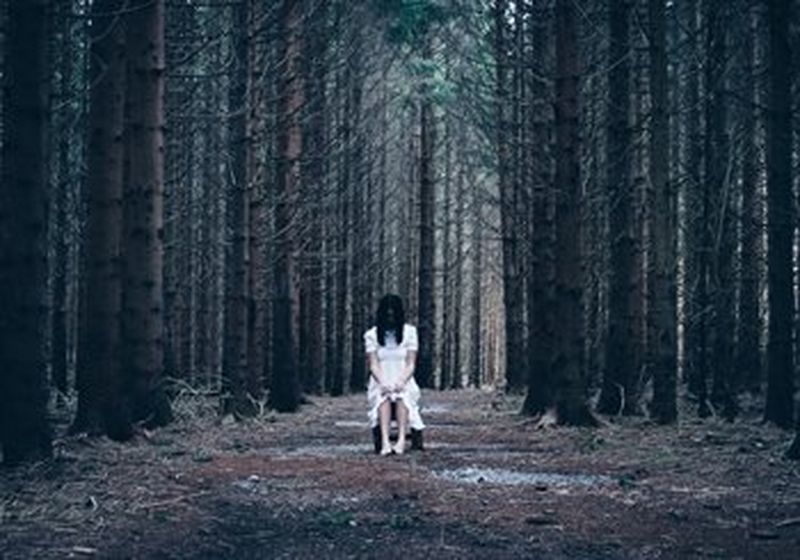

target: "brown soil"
[2,390,799,559]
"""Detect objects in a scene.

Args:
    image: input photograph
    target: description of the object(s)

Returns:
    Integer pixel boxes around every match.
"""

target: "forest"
[1,0,800,558]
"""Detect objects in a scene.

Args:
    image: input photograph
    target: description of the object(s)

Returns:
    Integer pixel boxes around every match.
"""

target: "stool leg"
[372,426,382,454]
[410,429,424,451]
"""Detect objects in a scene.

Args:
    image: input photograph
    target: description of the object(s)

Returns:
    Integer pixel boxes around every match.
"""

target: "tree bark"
[551,0,596,426]
[764,0,794,428]
[704,0,736,420]
[495,0,526,393]
[247,1,269,403]
[122,0,172,428]
[523,0,554,416]
[270,0,304,412]
[416,37,436,390]
[598,0,636,416]
[300,0,328,396]
[647,0,677,424]
[73,0,130,439]
[470,173,483,388]
[222,0,254,418]
[0,0,53,465]
[736,4,762,395]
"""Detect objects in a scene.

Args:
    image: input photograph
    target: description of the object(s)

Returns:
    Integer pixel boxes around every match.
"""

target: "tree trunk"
[647,0,677,424]
[451,119,466,390]
[736,4,762,395]
[348,13,366,394]
[222,0,254,418]
[122,0,172,428]
[495,0,526,393]
[764,0,794,428]
[50,7,72,400]
[247,1,269,403]
[682,0,711,417]
[470,173,483,388]
[416,38,436,390]
[440,113,453,391]
[300,0,328,396]
[270,0,304,412]
[598,0,636,416]
[523,0,554,416]
[551,0,596,426]
[72,0,130,439]
[0,0,53,465]
[704,0,737,420]
[331,35,349,397]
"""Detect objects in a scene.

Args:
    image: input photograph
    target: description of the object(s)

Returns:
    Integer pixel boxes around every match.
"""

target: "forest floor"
[2,389,800,559]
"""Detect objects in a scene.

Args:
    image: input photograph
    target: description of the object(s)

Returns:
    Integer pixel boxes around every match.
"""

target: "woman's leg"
[394,399,409,453]
[378,399,392,454]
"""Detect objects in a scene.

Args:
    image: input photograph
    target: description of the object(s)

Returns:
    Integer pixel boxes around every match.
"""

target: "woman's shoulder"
[403,323,417,334]
[364,325,377,338]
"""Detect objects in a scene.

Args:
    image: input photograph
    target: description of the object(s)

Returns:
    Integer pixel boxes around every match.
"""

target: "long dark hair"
[376,294,405,346]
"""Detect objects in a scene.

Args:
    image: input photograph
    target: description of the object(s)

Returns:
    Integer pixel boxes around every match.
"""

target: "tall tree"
[736,2,762,395]
[523,0,554,416]
[495,0,526,393]
[49,5,74,401]
[704,0,736,419]
[300,0,329,395]
[451,118,466,390]
[470,176,484,388]
[0,0,53,465]
[416,35,436,389]
[247,2,270,404]
[222,0,254,417]
[348,5,367,394]
[682,0,707,410]
[764,0,794,428]
[121,0,172,427]
[598,0,637,416]
[647,0,677,423]
[549,0,596,426]
[270,0,304,412]
[72,0,130,438]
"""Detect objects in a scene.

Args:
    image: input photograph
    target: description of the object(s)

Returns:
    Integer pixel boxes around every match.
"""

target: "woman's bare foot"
[380,443,393,456]
[393,441,406,455]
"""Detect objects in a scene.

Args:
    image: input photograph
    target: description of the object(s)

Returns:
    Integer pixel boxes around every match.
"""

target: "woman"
[364,294,425,455]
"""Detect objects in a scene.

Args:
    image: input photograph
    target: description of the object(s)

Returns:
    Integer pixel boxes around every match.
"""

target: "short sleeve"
[404,325,419,352]
[364,328,378,353]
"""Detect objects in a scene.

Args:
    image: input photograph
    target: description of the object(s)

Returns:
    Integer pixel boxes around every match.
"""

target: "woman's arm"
[398,350,417,386]
[367,352,388,387]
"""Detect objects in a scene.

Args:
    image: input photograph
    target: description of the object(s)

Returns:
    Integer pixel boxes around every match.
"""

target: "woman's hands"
[380,380,407,396]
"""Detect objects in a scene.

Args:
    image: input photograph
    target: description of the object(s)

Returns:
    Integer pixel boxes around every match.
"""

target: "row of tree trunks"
[72,0,172,441]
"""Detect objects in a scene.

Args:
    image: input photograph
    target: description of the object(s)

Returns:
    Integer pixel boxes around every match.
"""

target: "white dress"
[364,324,425,431]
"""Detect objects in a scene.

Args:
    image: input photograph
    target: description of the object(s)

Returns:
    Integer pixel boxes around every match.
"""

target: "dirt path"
[2,390,800,558]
